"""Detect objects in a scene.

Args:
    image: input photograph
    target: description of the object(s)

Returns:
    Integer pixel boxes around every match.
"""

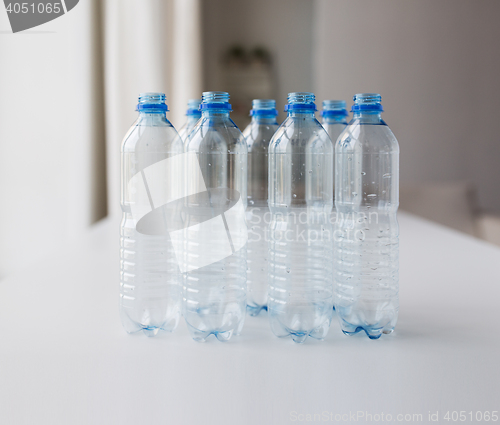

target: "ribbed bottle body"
[334,109,399,339]
[268,95,334,343]
[120,214,182,336]
[120,105,183,337]
[243,113,278,316]
[183,94,248,342]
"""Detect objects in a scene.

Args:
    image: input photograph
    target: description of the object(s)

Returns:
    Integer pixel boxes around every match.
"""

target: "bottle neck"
[352,111,383,123]
[251,115,278,125]
[138,111,168,123]
[322,115,347,125]
[287,111,316,119]
[186,114,201,125]
[202,110,230,118]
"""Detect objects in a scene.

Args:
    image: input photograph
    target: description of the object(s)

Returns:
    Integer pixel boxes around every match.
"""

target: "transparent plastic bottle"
[120,93,183,337]
[243,99,279,316]
[268,92,334,343]
[321,100,348,312]
[178,99,201,142]
[334,93,399,339]
[183,91,248,342]
[321,100,348,144]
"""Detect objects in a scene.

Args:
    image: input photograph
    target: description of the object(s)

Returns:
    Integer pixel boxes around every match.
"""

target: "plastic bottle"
[321,100,348,144]
[268,92,334,343]
[178,99,202,142]
[243,99,279,316]
[183,91,248,342]
[120,93,183,337]
[334,93,399,339]
[321,100,348,312]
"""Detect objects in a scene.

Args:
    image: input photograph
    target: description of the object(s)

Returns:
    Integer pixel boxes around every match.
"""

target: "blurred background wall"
[0,0,107,277]
[1,0,500,277]
[314,0,500,215]
[201,0,314,125]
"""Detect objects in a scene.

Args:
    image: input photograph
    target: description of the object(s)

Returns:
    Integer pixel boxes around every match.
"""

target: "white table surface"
[1,212,499,425]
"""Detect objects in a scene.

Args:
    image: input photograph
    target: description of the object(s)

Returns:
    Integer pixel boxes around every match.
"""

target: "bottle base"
[246,304,267,317]
[269,312,332,344]
[186,321,246,342]
[339,318,396,340]
[183,300,246,342]
[120,309,180,337]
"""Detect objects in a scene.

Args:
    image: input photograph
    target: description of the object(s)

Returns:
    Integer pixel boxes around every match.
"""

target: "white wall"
[314,0,500,213]
[0,1,106,277]
[201,0,314,123]
[103,0,202,217]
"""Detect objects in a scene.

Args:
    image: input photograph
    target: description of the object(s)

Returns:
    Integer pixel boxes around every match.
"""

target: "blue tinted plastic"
[350,93,384,112]
[136,92,169,112]
[321,100,348,117]
[250,99,278,116]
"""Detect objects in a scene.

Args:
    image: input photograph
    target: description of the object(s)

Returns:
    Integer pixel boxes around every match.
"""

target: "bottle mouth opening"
[285,92,316,112]
[322,100,346,110]
[201,91,232,111]
[252,99,276,109]
[321,100,348,117]
[137,92,169,112]
[202,91,230,103]
[287,92,315,104]
[250,99,278,116]
[351,93,383,112]
[186,99,202,116]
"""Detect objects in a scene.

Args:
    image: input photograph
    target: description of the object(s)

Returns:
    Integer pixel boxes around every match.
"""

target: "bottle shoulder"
[186,116,247,153]
[121,118,183,153]
[178,122,197,144]
[243,121,279,152]
[336,120,399,153]
[269,116,333,153]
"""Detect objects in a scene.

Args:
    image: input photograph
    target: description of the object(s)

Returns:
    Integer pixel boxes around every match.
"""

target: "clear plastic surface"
[334,93,399,339]
[183,91,248,342]
[243,99,279,316]
[268,92,334,343]
[120,93,183,337]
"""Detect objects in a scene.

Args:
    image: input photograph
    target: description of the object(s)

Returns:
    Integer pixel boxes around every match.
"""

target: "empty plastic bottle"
[321,100,348,144]
[243,99,279,316]
[178,99,202,142]
[334,93,399,339]
[268,92,334,343]
[183,91,248,342]
[120,92,183,337]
